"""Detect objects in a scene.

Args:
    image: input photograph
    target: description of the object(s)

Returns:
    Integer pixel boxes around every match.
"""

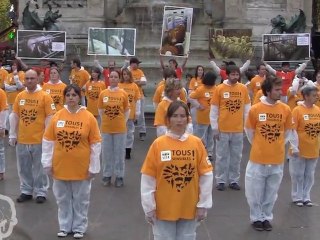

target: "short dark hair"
[301,85,318,99]
[281,62,290,67]
[169,59,178,67]
[166,101,190,120]
[163,68,177,80]
[261,75,282,96]
[202,71,217,86]
[63,84,82,98]
[226,65,240,75]
[110,69,121,78]
[257,63,266,70]
[72,58,81,68]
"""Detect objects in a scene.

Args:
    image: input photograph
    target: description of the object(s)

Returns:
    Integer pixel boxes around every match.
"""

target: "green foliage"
[0,0,11,32]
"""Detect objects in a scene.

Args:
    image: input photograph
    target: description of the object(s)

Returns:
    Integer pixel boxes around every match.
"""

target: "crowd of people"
[0,53,320,239]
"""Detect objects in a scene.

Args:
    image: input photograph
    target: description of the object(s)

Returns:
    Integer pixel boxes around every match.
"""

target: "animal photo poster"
[88,28,136,56]
[17,30,66,60]
[209,28,253,59]
[160,6,193,57]
[263,33,310,62]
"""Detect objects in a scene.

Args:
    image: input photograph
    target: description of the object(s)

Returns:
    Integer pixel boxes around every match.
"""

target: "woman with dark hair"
[141,101,213,240]
[189,71,217,161]
[98,70,129,187]
[41,84,101,239]
[83,67,106,122]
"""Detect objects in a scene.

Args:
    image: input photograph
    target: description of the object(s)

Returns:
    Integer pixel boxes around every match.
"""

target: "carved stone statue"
[44,4,62,31]
[22,0,43,30]
[270,9,306,34]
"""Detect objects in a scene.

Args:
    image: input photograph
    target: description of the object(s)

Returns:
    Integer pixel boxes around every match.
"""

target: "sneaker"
[293,200,303,207]
[262,220,272,231]
[139,133,146,141]
[304,200,313,207]
[229,182,241,190]
[57,231,68,237]
[114,177,124,188]
[16,193,32,203]
[252,221,264,231]
[216,183,225,191]
[102,177,111,187]
[73,232,84,239]
[36,196,46,204]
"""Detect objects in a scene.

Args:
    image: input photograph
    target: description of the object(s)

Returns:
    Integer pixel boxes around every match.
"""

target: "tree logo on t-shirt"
[52,95,61,105]
[128,94,134,103]
[57,130,81,152]
[225,99,241,114]
[104,106,120,120]
[88,91,99,100]
[163,163,195,192]
[304,123,320,139]
[260,124,281,143]
[20,109,37,126]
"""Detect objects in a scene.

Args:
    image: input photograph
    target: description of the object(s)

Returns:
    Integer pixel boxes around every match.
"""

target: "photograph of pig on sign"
[160,6,193,57]
[17,30,66,60]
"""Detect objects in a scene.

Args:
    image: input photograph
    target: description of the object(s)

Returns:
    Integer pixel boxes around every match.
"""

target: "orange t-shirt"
[0,68,8,89]
[42,82,67,111]
[248,75,265,100]
[154,99,172,126]
[253,89,264,105]
[118,82,141,120]
[0,88,8,111]
[245,102,293,164]
[291,105,320,158]
[141,134,213,221]
[5,71,25,104]
[210,82,250,132]
[276,70,295,96]
[189,85,216,125]
[153,84,187,106]
[130,68,146,97]
[69,68,90,88]
[98,88,129,133]
[188,77,203,91]
[44,108,101,180]
[13,90,56,144]
[287,90,303,111]
[85,80,106,116]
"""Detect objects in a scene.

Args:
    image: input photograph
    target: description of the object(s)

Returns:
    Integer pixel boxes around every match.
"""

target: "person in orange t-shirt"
[253,89,263,105]
[244,76,294,231]
[288,85,320,207]
[83,67,106,120]
[98,70,129,188]
[119,68,141,160]
[0,89,8,180]
[189,71,217,160]
[9,69,56,204]
[42,84,101,238]
[42,67,67,111]
[159,53,188,80]
[286,76,312,111]
[210,65,251,191]
[0,67,8,89]
[248,64,266,101]
[141,101,213,239]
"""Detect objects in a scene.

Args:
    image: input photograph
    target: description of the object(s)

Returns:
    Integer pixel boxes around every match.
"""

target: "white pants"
[16,143,47,197]
[245,161,283,222]
[137,98,146,134]
[215,132,243,184]
[152,219,197,240]
[289,156,318,202]
[195,124,214,157]
[102,133,126,178]
[126,119,135,148]
[53,179,92,233]
[190,107,197,131]
[0,138,4,173]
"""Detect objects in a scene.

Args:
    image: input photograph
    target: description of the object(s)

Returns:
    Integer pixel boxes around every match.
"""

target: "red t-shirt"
[175,67,182,80]
[102,68,110,87]
[276,71,295,96]
[220,69,228,80]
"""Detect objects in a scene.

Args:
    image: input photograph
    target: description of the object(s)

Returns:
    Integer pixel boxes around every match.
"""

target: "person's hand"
[0,129,5,138]
[88,172,96,179]
[13,70,18,76]
[43,167,52,176]
[291,151,299,158]
[196,208,207,222]
[198,104,206,111]
[212,129,220,141]
[145,210,156,225]
[9,138,17,147]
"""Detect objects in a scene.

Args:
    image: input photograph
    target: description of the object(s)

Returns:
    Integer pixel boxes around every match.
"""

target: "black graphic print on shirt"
[128,94,134,103]
[104,106,120,120]
[21,109,37,126]
[52,95,61,105]
[260,123,281,143]
[304,122,320,139]
[88,90,99,100]
[225,99,241,114]
[163,163,195,192]
[57,130,81,152]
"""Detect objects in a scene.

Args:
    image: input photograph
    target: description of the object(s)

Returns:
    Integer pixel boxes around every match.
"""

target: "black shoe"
[252,221,264,231]
[139,133,146,141]
[216,183,225,191]
[229,182,241,190]
[102,177,111,187]
[262,220,272,231]
[114,177,124,188]
[125,148,131,160]
[36,196,46,204]
[16,193,32,203]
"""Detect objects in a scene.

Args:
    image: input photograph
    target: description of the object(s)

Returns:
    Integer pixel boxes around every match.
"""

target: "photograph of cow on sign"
[160,6,193,57]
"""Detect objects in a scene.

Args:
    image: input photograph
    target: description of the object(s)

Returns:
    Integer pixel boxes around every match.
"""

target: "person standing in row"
[288,85,320,207]
[42,84,101,239]
[0,59,8,89]
[42,67,67,111]
[314,70,320,108]
[0,88,7,180]
[159,54,188,80]
[210,59,251,82]
[210,65,251,191]
[244,76,294,231]
[141,101,213,240]
[247,63,266,101]
[98,70,129,187]
[9,69,56,203]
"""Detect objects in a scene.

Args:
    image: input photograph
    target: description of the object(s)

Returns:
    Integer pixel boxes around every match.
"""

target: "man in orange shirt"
[210,65,251,191]
[9,69,56,204]
[248,64,266,101]
[245,76,294,231]
[93,58,116,87]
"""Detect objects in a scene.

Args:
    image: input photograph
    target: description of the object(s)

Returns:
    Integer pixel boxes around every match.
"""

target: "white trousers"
[0,138,5,173]
[195,124,214,157]
[126,119,135,148]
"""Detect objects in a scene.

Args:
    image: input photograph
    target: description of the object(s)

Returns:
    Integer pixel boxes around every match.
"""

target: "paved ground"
[1,122,320,240]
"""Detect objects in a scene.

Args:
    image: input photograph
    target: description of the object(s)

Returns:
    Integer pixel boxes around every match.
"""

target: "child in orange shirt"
[288,85,320,207]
